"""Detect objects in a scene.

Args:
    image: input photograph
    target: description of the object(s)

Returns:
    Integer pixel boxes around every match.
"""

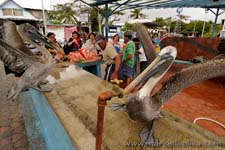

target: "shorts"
[104,64,115,81]
[121,63,133,78]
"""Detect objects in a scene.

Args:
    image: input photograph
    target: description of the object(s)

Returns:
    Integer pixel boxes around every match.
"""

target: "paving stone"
[12,121,22,129]
[0,68,29,150]
[16,148,28,150]
[14,138,28,149]
[13,126,26,135]
[0,126,9,133]
[0,120,11,126]
[1,143,14,150]
[0,137,11,146]
[0,127,12,139]
[12,134,24,143]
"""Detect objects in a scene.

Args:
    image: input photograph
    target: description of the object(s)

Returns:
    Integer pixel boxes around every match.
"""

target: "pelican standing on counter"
[0,21,55,100]
[110,23,225,144]
[123,47,225,143]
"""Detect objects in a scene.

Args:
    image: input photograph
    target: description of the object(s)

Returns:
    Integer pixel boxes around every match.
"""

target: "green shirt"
[122,40,135,68]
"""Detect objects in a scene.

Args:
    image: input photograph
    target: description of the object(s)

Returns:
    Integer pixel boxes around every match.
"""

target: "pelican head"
[125,46,177,122]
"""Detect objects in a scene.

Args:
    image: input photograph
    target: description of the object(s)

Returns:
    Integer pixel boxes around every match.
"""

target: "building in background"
[0,0,81,43]
[0,0,40,25]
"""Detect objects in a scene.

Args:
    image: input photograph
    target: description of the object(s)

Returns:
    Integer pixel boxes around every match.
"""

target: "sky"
[1,0,225,23]
[117,8,225,24]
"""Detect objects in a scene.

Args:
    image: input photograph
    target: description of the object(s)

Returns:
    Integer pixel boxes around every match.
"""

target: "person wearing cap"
[121,32,136,87]
[96,34,121,81]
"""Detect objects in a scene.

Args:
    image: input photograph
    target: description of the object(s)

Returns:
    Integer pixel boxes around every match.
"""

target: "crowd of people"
[45,30,160,87]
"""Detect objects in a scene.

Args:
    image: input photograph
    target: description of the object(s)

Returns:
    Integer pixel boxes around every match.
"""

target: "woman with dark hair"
[112,34,121,53]
[82,32,100,51]
[64,31,82,54]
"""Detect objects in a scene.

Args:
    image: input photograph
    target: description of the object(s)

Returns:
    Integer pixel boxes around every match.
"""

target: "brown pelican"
[123,48,225,143]
[1,20,36,56]
[0,22,54,100]
[111,23,225,144]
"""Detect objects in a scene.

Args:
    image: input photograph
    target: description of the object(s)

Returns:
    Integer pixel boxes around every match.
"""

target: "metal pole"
[104,3,109,41]
[211,8,220,37]
[98,13,102,34]
[41,0,47,34]
[201,9,208,37]
[193,21,197,36]
[96,91,113,150]
[201,21,206,37]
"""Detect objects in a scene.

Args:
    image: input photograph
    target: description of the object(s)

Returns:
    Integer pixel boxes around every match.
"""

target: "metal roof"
[79,0,225,38]
[80,0,225,13]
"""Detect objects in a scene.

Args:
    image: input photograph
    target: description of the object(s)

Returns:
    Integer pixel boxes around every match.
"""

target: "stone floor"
[0,62,29,150]
[0,97,29,150]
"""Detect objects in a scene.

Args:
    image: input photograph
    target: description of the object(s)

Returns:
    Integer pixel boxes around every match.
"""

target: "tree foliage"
[47,3,78,24]
[152,17,222,37]
[90,8,99,32]
[154,17,167,27]
[89,7,124,32]
[130,9,146,19]
[121,22,133,32]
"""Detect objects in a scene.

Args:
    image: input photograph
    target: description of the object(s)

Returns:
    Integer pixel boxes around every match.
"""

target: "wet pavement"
[0,62,29,150]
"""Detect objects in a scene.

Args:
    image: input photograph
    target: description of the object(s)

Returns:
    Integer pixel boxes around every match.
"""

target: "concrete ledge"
[20,89,75,150]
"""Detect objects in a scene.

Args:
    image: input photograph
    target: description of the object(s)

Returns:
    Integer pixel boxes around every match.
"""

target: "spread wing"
[1,20,36,56]
[18,23,54,49]
[153,56,225,103]
[0,39,31,73]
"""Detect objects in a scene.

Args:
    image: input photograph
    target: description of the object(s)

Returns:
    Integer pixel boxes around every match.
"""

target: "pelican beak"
[124,46,177,98]
[18,23,53,49]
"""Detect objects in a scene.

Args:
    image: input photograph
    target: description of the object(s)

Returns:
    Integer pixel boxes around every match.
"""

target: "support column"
[211,8,220,37]
[41,0,47,35]
[104,3,109,41]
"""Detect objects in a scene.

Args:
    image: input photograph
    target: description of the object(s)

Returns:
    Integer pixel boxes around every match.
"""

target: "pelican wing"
[0,39,30,73]
[154,57,225,103]
[18,23,54,49]
[6,23,54,100]
[1,20,35,56]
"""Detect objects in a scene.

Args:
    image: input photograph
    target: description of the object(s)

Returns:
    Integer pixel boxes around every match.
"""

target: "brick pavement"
[0,62,30,150]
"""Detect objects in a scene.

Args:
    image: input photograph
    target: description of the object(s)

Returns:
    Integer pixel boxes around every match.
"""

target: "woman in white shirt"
[82,32,100,52]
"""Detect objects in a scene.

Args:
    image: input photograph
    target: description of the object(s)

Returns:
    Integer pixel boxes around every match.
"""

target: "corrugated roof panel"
[81,0,225,9]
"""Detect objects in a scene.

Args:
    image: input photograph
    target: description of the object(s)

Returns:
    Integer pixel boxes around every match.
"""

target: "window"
[13,9,23,16]
[2,8,23,16]
[2,8,12,16]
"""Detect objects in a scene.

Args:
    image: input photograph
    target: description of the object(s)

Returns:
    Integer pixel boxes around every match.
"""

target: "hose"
[193,117,225,129]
